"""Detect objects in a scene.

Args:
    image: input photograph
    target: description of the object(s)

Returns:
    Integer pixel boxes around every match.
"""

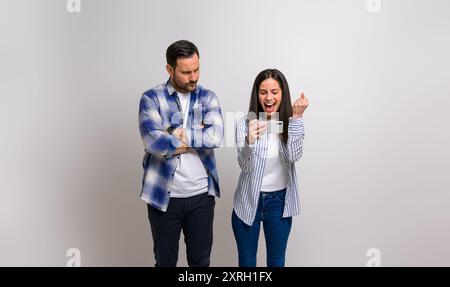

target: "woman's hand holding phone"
[247,119,267,145]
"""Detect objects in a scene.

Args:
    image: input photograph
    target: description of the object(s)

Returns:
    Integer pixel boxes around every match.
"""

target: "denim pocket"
[273,190,287,202]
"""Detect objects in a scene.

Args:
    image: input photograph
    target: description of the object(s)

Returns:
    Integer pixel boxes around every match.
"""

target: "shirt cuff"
[288,117,304,136]
[166,135,182,159]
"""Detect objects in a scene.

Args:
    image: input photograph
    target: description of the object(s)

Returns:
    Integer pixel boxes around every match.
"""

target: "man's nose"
[189,72,197,82]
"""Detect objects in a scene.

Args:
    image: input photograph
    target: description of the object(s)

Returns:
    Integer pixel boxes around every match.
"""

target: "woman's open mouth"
[264,102,276,113]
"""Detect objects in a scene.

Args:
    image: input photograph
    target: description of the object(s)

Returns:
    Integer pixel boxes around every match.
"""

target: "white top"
[170,92,208,198]
[260,133,289,192]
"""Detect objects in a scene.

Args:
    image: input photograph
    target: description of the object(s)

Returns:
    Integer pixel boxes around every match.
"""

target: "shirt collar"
[166,79,199,96]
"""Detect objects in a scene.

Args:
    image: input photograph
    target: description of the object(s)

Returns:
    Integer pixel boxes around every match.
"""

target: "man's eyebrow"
[181,68,199,73]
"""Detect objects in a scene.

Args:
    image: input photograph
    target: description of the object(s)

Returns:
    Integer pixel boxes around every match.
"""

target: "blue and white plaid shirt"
[138,80,224,211]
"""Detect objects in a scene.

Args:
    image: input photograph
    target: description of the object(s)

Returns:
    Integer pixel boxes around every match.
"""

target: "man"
[138,40,223,267]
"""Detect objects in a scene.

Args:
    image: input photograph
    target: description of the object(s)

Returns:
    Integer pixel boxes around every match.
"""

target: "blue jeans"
[231,189,292,267]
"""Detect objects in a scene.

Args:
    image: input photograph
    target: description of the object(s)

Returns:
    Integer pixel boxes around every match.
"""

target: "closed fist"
[292,92,309,118]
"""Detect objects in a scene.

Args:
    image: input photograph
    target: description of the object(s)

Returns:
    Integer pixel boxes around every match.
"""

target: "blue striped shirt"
[138,80,224,211]
[233,116,305,225]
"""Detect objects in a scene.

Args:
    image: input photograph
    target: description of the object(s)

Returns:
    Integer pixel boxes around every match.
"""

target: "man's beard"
[172,77,197,93]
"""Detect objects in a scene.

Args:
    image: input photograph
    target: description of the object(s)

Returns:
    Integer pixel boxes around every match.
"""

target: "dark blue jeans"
[232,189,292,267]
[147,192,215,267]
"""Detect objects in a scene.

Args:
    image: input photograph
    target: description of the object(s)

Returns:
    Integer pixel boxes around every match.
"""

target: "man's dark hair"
[166,40,199,69]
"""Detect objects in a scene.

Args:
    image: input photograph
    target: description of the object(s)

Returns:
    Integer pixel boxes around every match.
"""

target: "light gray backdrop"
[1,0,450,266]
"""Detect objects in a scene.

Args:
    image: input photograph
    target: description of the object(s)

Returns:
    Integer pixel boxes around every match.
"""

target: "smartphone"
[260,120,283,134]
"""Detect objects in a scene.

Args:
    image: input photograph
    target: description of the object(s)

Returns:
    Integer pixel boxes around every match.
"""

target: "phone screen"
[261,121,283,134]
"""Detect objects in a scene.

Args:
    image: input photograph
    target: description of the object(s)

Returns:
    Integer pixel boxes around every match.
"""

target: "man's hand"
[292,92,309,118]
[172,128,191,155]
[173,144,191,155]
[172,128,188,145]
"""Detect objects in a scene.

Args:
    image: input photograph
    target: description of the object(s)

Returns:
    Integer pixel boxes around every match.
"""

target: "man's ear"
[166,64,174,78]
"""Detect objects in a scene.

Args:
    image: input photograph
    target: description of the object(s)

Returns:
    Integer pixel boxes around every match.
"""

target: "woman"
[232,69,309,267]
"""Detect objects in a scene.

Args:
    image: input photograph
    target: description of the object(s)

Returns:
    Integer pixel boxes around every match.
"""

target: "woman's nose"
[265,93,274,100]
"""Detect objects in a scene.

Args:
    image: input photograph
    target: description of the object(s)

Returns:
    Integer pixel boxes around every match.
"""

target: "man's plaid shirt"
[138,80,224,211]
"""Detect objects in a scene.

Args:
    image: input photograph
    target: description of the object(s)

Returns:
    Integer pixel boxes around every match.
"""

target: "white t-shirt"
[170,92,208,198]
[260,132,289,192]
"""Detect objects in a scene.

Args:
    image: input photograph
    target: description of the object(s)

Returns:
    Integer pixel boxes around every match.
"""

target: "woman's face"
[258,77,282,118]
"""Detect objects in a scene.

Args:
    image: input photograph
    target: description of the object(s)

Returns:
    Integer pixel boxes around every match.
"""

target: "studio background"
[1,0,450,266]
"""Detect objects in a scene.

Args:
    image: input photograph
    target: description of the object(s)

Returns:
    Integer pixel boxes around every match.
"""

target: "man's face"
[167,53,200,93]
